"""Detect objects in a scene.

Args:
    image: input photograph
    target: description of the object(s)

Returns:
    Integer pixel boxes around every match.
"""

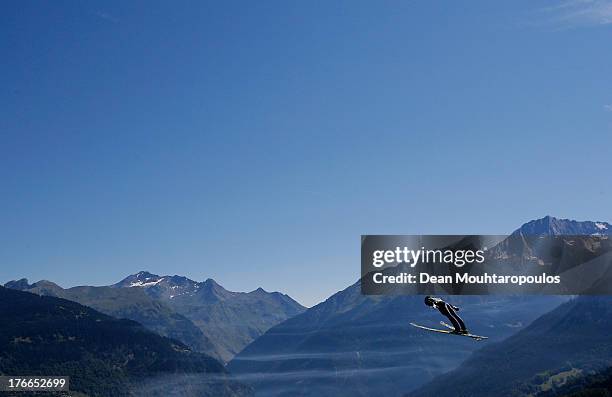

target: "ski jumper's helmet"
[424,296,434,306]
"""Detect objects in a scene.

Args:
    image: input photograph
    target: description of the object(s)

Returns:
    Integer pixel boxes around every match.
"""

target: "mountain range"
[228,216,610,396]
[113,271,307,361]
[4,279,217,356]
[5,272,306,362]
[0,286,252,397]
[3,215,609,396]
[517,216,611,236]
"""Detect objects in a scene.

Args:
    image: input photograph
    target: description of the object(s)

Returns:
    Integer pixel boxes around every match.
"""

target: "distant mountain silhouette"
[517,215,611,236]
[5,279,218,359]
[229,216,608,397]
[0,286,252,397]
[5,272,305,363]
[112,272,306,362]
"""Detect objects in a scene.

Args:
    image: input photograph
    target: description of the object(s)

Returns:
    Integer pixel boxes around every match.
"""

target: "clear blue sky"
[1,1,611,306]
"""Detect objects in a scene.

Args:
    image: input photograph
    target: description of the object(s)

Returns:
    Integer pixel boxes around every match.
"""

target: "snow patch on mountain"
[129,278,164,287]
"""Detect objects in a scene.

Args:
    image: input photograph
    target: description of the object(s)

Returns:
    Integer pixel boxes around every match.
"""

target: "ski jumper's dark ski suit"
[425,297,467,333]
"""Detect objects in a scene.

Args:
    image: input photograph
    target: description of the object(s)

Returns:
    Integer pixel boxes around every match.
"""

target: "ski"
[410,322,488,341]
[439,321,455,330]
[439,322,488,339]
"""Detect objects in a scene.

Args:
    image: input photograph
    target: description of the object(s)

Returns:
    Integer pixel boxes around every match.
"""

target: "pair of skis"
[410,321,488,341]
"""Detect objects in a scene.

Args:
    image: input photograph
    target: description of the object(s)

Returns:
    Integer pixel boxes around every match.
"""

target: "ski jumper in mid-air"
[424,296,468,334]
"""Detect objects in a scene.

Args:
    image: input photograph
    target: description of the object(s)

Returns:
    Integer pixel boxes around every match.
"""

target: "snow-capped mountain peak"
[113,271,163,288]
[112,271,228,301]
[516,216,612,236]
